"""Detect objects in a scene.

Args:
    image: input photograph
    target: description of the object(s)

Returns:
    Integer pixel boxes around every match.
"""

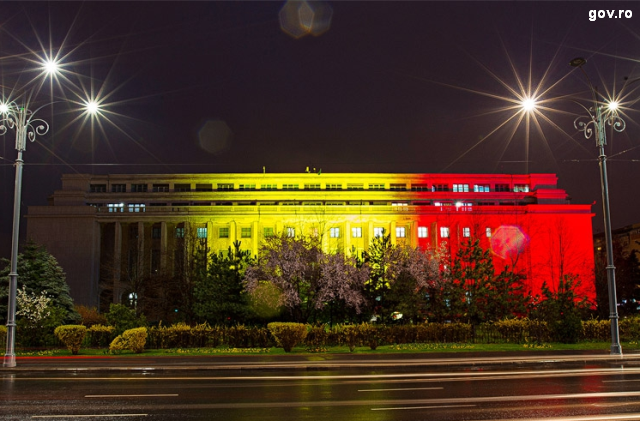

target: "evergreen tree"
[193,241,253,325]
[0,241,80,325]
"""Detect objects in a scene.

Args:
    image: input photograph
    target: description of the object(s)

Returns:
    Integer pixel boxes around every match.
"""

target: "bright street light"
[570,57,623,356]
[521,97,537,112]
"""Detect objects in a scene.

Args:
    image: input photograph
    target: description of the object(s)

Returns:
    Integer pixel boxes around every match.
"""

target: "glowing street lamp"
[2,58,100,368]
[570,57,624,356]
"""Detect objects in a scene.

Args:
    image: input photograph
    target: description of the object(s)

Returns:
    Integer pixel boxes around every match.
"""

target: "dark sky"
[1,1,640,259]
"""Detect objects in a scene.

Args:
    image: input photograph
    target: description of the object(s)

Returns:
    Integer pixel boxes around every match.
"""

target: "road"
[4,363,640,420]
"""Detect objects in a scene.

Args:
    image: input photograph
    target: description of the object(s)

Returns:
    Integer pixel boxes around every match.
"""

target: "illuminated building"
[26,172,596,308]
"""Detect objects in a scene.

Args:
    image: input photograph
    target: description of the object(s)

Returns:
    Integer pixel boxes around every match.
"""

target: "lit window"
[261,184,277,190]
[175,227,184,239]
[390,183,406,191]
[418,226,428,238]
[219,227,229,238]
[463,227,470,237]
[239,184,256,190]
[304,184,321,190]
[453,184,469,192]
[368,183,385,190]
[347,184,364,190]
[474,184,490,192]
[374,227,385,238]
[514,184,530,192]
[396,227,406,238]
[286,227,295,238]
[107,203,124,213]
[217,183,233,191]
[330,227,340,238]
[241,228,252,238]
[392,202,408,207]
[352,227,362,238]
[440,227,450,238]
[128,203,145,213]
[263,227,274,237]
[486,227,492,238]
[197,227,208,239]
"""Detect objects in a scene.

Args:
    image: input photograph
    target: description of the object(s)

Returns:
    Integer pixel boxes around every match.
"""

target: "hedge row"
[4,318,640,352]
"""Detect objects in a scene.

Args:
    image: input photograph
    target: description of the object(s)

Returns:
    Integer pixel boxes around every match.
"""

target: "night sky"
[1,1,640,259]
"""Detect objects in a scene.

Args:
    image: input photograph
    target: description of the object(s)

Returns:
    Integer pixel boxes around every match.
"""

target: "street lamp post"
[570,57,623,356]
[2,103,52,368]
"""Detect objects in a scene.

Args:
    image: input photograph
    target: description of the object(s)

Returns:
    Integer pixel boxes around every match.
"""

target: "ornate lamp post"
[2,102,53,368]
[570,57,623,356]
[2,58,100,367]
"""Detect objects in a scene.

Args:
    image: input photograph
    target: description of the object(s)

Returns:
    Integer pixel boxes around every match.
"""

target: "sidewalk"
[5,350,640,373]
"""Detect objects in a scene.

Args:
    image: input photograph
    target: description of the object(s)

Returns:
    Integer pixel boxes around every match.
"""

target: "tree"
[0,241,80,325]
[430,240,527,324]
[193,241,253,325]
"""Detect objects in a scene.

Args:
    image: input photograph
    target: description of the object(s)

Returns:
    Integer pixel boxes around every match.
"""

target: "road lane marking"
[32,415,147,418]
[459,415,640,421]
[85,394,178,398]
[372,404,474,411]
[359,387,443,392]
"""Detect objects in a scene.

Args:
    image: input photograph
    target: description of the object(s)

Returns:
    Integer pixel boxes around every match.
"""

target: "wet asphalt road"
[4,358,640,420]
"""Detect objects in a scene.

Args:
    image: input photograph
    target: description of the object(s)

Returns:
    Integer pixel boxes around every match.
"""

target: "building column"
[252,221,259,257]
[390,221,397,245]
[112,222,122,304]
[160,221,167,272]
[344,221,351,255]
[230,221,237,244]
[137,222,145,277]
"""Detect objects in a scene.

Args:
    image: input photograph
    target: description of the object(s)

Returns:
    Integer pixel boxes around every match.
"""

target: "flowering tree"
[16,286,52,327]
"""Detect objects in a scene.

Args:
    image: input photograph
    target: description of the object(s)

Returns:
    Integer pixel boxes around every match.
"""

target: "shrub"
[87,324,116,348]
[75,306,107,327]
[0,325,6,348]
[582,319,610,342]
[305,324,330,351]
[109,327,147,354]
[105,304,146,336]
[620,317,640,342]
[54,325,87,355]
[267,322,307,352]
[342,325,361,352]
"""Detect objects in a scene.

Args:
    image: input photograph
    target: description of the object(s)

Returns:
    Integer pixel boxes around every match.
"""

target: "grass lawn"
[16,341,640,357]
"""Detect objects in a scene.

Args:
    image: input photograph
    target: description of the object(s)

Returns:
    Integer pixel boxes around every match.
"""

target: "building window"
[411,184,429,191]
[197,227,208,239]
[282,184,299,190]
[453,184,469,192]
[175,227,185,239]
[152,226,161,239]
[330,227,340,238]
[474,184,490,192]
[390,183,406,191]
[392,202,408,208]
[514,184,530,192]
[174,184,191,192]
[90,184,107,193]
[495,184,510,192]
[261,184,277,190]
[347,183,364,190]
[352,227,362,238]
[239,184,256,190]
[396,227,406,238]
[325,202,344,206]
[418,226,428,238]
[432,184,449,192]
[131,184,148,193]
[128,203,145,213]
[217,183,233,191]
[326,184,342,190]
[456,202,473,211]
[368,183,385,190]
[241,227,252,238]
[152,184,169,192]
[440,227,450,238]
[111,184,126,193]
[374,227,385,238]
[219,227,229,238]
[263,227,274,237]
[486,227,492,238]
[286,227,295,238]
[304,183,321,190]
[107,203,124,212]
[463,227,470,237]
